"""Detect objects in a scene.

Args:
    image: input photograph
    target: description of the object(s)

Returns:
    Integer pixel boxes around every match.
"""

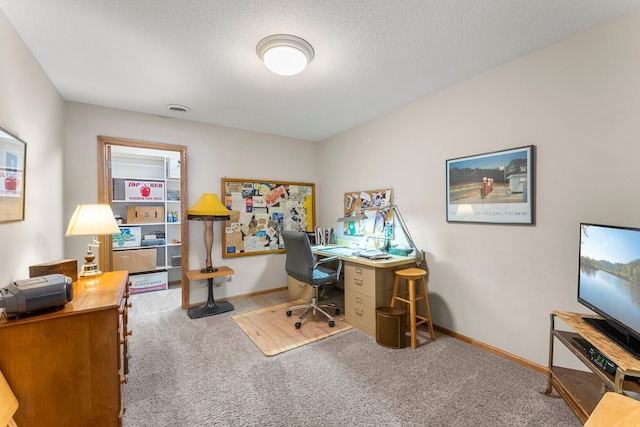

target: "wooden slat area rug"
[232,300,353,356]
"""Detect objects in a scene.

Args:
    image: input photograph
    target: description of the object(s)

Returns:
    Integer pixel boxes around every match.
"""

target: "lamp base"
[79,262,103,278]
[187,277,234,319]
[188,301,234,319]
[79,269,103,278]
[200,266,218,273]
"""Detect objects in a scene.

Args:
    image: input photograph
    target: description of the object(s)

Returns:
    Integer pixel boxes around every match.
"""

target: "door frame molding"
[97,136,189,309]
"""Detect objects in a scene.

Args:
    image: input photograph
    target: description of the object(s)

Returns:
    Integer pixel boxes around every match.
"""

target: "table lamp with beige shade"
[65,203,120,278]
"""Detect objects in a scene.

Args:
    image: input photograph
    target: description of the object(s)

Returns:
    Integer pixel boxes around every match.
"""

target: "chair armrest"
[313,255,340,267]
[314,256,342,280]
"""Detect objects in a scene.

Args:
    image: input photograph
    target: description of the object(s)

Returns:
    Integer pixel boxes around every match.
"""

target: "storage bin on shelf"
[126,206,165,224]
[113,227,142,248]
[112,248,157,273]
[129,271,168,294]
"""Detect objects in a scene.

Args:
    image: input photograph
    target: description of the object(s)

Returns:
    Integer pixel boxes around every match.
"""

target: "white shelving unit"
[109,149,182,286]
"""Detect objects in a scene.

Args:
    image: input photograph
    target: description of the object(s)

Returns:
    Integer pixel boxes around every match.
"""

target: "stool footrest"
[392,296,426,304]
[415,317,429,326]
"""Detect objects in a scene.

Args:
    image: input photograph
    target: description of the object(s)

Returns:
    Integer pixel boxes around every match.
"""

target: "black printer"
[0,274,73,318]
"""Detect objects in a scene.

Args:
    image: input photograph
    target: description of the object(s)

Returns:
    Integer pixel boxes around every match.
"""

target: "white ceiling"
[2,1,640,141]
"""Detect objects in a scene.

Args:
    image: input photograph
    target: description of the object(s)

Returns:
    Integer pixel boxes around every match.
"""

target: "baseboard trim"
[186,286,288,308]
[226,286,288,301]
[434,324,548,375]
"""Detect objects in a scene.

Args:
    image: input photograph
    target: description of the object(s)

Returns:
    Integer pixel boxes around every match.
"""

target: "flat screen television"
[578,222,640,359]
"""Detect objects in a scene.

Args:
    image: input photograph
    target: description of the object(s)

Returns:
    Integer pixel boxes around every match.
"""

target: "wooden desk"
[313,248,418,337]
[0,271,131,427]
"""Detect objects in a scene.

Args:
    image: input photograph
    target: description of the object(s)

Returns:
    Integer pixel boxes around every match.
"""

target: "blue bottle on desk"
[383,223,392,251]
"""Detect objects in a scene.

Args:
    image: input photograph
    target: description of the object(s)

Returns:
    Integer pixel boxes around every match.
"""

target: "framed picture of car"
[446,145,534,224]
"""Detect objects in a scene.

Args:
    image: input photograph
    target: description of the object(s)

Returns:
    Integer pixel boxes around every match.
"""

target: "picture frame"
[446,145,534,224]
[0,126,27,223]
[221,178,315,257]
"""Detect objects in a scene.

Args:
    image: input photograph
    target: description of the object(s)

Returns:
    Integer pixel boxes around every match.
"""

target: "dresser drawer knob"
[354,278,363,286]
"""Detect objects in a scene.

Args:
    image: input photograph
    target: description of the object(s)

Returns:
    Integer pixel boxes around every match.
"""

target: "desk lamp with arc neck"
[188,194,231,273]
[337,203,423,266]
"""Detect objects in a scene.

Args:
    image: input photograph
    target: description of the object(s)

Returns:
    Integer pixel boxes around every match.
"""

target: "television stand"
[546,311,640,423]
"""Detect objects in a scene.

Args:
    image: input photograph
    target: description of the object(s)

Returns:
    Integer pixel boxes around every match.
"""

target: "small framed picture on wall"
[0,126,27,223]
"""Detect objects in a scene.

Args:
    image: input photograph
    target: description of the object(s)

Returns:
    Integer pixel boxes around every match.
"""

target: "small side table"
[186,266,234,319]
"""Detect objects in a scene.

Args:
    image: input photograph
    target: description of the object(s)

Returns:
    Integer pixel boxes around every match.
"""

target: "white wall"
[0,10,65,284]
[4,5,640,368]
[318,10,640,366]
[64,103,319,303]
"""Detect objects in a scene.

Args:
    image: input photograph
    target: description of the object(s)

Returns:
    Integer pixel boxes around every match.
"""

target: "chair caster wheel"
[329,320,335,327]
[335,308,340,315]
[295,322,302,329]
[286,310,292,317]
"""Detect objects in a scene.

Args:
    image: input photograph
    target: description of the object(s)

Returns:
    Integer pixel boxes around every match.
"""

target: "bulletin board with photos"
[221,178,315,257]
[343,188,393,236]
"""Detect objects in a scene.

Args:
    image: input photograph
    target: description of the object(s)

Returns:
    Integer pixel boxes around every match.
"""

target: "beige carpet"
[232,300,353,356]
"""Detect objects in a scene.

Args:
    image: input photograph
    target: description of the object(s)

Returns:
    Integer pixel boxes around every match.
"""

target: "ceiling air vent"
[166,104,191,113]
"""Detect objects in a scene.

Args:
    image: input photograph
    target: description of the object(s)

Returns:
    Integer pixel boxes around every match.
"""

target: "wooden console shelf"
[186,267,235,319]
[546,310,640,423]
[185,266,234,281]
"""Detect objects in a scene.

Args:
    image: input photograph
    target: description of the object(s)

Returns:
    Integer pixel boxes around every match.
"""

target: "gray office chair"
[282,230,342,328]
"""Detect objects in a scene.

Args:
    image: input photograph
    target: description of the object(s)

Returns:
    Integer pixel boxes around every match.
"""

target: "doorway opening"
[97,136,189,309]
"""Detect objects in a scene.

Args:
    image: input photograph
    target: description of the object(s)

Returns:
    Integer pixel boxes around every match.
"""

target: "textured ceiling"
[1,0,640,141]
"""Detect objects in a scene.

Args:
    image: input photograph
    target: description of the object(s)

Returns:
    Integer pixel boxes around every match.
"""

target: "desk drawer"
[345,290,376,338]
[344,264,376,298]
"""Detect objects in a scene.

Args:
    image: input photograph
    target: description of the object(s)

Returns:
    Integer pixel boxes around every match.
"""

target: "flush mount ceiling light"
[256,34,314,76]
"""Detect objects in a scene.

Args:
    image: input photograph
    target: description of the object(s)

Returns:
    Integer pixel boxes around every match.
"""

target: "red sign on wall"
[124,180,164,201]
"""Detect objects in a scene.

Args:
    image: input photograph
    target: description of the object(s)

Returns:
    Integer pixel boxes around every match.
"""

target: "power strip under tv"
[571,336,617,375]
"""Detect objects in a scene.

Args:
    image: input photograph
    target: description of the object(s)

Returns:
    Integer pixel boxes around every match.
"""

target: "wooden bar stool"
[390,267,435,348]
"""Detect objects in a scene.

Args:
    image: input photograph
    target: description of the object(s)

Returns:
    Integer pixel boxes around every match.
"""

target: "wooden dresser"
[0,270,131,427]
